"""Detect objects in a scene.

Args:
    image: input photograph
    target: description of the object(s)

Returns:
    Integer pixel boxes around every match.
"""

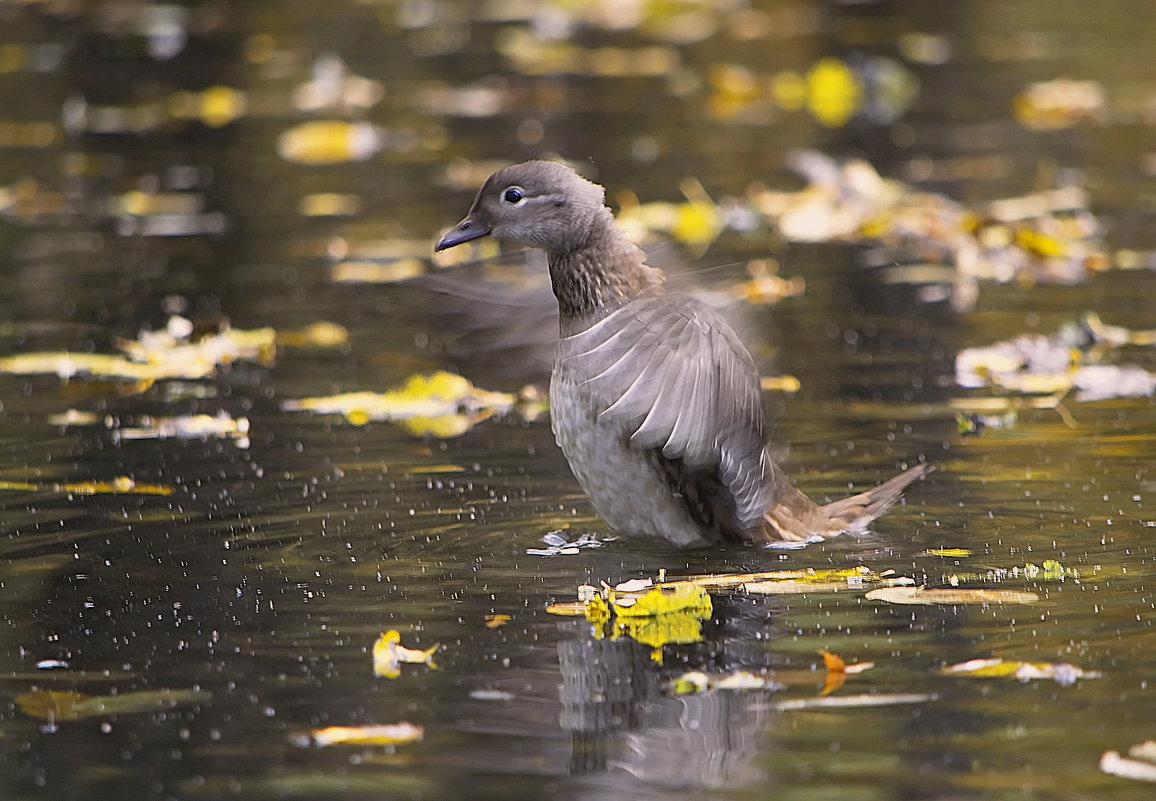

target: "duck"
[436,160,931,547]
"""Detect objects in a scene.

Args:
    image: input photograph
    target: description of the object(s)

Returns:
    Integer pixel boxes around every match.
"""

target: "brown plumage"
[436,160,932,547]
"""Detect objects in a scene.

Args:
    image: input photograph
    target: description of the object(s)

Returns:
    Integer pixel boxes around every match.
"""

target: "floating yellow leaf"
[58,477,174,496]
[945,559,1079,586]
[372,630,438,679]
[16,688,208,721]
[611,583,709,618]
[276,321,350,347]
[544,602,587,616]
[0,476,174,496]
[0,351,198,381]
[297,192,363,218]
[924,548,973,558]
[46,409,101,426]
[283,371,516,433]
[865,587,1039,605]
[302,722,423,748]
[1013,78,1104,131]
[484,614,511,629]
[568,582,713,663]
[736,259,806,306]
[0,316,276,384]
[114,412,250,448]
[938,658,1101,684]
[806,57,861,128]
[169,86,247,127]
[330,258,426,284]
[760,376,802,396]
[277,120,384,165]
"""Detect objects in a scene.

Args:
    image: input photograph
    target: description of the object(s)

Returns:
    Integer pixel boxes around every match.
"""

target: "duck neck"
[547,208,664,321]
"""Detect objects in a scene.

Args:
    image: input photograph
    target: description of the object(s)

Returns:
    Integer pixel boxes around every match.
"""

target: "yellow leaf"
[938,658,1101,683]
[276,321,350,347]
[283,371,515,433]
[372,630,438,679]
[276,120,384,165]
[611,584,710,618]
[304,723,423,748]
[544,602,587,616]
[760,375,802,393]
[58,477,174,496]
[806,57,861,128]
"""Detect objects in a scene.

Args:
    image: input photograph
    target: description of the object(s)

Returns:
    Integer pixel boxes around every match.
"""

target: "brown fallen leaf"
[818,650,875,695]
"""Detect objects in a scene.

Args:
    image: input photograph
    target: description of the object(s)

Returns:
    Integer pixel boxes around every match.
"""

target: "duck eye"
[502,186,525,204]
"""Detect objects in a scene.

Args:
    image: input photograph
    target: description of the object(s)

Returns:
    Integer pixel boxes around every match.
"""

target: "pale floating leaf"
[866,587,1039,605]
[938,658,1101,685]
[922,548,973,558]
[1013,78,1105,131]
[672,670,776,695]
[774,692,936,711]
[1100,747,1156,783]
[114,411,250,448]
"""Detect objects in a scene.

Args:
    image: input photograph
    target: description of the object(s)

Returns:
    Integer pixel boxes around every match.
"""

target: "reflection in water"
[560,633,769,792]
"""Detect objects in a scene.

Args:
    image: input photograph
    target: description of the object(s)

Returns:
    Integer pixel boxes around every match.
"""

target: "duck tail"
[821,463,935,533]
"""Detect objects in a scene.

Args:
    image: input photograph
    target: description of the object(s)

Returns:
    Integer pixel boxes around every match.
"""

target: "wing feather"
[556,293,771,533]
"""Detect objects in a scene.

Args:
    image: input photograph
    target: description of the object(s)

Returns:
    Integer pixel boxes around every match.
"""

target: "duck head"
[435,160,607,256]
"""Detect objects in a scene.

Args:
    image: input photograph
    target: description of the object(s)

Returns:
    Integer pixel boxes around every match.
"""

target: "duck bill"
[435,214,491,251]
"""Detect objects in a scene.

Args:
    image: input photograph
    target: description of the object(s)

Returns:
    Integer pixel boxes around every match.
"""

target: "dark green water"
[0,2,1154,799]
